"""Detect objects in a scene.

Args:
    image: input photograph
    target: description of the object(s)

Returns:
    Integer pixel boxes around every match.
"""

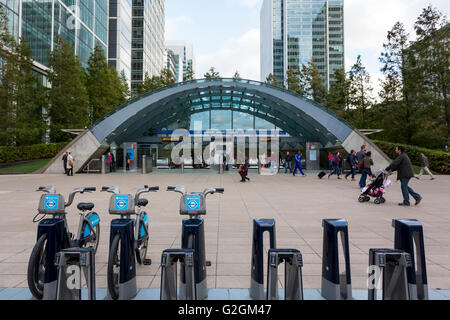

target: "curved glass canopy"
[91,78,354,147]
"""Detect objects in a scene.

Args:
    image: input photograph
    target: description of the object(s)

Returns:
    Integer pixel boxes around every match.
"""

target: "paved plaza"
[0,171,449,297]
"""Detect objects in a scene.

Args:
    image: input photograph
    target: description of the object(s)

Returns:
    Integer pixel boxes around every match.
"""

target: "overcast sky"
[166,0,449,95]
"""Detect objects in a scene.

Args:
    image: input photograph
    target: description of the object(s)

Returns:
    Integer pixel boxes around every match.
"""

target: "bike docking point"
[267,249,304,300]
[320,219,353,300]
[392,219,429,300]
[249,219,276,300]
[55,247,96,300]
[368,248,412,300]
[160,249,196,300]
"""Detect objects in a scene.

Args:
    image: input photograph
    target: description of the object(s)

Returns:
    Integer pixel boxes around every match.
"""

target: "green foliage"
[265,73,282,88]
[86,45,126,123]
[204,67,220,79]
[0,142,68,164]
[0,158,52,174]
[138,68,176,96]
[0,5,47,146]
[286,66,302,95]
[48,38,90,142]
[326,68,349,118]
[373,140,450,174]
[347,55,374,129]
[183,66,195,81]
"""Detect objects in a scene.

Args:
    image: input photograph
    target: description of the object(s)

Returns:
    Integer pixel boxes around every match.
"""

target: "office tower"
[261,0,344,90]
[166,40,195,82]
[131,0,165,92]
[108,0,132,86]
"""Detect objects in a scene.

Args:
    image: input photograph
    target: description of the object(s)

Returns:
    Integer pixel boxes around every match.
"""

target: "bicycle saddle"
[77,202,95,211]
[137,198,148,207]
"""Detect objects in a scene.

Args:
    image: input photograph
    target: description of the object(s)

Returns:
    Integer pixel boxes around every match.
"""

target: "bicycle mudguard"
[138,212,149,240]
[82,212,100,238]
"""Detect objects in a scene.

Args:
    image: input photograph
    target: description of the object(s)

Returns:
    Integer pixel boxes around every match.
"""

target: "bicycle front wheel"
[107,233,121,300]
[27,234,47,299]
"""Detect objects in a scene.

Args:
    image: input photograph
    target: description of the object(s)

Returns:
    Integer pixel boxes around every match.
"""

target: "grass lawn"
[0,159,52,174]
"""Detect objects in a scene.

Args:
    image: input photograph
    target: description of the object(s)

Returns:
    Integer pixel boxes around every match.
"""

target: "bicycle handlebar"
[135,185,159,203]
[167,186,224,196]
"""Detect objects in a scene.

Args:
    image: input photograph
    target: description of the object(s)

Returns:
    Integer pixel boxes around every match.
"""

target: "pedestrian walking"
[328,151,342,179]
[417,152,435,180]
[108,152,113,173]
[328,152,334,171]
[357,145,368,187]
[293,151,305,176]
[284,152,293,173]
[66,152,74,176]
[62,152,68,175]
[345,150,357,181]
[385,146,422,207]
[238,160,250,182]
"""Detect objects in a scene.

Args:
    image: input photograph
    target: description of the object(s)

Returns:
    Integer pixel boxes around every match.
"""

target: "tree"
[119,70,131,102]
[138,72,162,95]
[377,21,420,145]
[183,66,195,81]
[48,38,90,142]
[265,73,282,88]
[160,68,176,87]
[298,62,327,105]
[286,66,302,95]
[327,68,349,118]
[233,71,241,80]
[413,6,449,147]
[347,55,374,129]
[0,5,46,145]
[86,45,125,123]
[204,67,220,79]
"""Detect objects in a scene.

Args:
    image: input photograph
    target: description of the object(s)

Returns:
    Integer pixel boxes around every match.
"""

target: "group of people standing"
[283,151,306,176]
[61,152,74,176]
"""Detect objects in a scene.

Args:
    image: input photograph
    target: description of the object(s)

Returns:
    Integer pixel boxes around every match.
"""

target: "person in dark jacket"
[62,152,68,174]
[284,152,292,174]
[385,146,422,206]
[417,152,434,180]
[345,150,357,181]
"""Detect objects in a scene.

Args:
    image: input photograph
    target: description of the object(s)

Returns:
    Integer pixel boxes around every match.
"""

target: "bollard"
[392,219,428,300]
[142,155,147,174]
[160,249,196,300]
[55,247,96,300]
[219,163,224,174]
[321,219,352,300]
[249,219,276,300]
[101,155,106,174]
[368,248,412,300]
[267,249,303,300]
[181,162,184,174]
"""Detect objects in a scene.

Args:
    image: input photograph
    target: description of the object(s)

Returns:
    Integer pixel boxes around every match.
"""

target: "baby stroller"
[358,169,392,204]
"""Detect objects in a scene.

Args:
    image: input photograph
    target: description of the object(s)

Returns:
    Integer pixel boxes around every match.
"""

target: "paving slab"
[0,172,448,295]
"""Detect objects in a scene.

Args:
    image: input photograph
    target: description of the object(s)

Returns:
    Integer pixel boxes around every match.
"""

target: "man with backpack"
[345,150,357,181]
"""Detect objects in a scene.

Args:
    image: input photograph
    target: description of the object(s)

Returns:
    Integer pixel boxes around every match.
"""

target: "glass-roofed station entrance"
[42,78,391,174]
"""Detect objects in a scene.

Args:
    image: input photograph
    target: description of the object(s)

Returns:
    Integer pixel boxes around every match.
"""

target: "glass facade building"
[108,0,132,85]
[2,0,108,72]
[260,0,344,90]
[131,0,165,92]
[165,40,195,82]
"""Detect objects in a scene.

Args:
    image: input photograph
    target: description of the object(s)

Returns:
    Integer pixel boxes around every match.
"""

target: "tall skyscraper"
[0,0,108,82]
[165,40,195,82]
[1,0,108,78]
[131,0,165,92]
[260,0,344,90]
[108,0,132,86]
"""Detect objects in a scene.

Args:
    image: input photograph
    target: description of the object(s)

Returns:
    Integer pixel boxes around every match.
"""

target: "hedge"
[372,140,450,174]
[0,142,69,164]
